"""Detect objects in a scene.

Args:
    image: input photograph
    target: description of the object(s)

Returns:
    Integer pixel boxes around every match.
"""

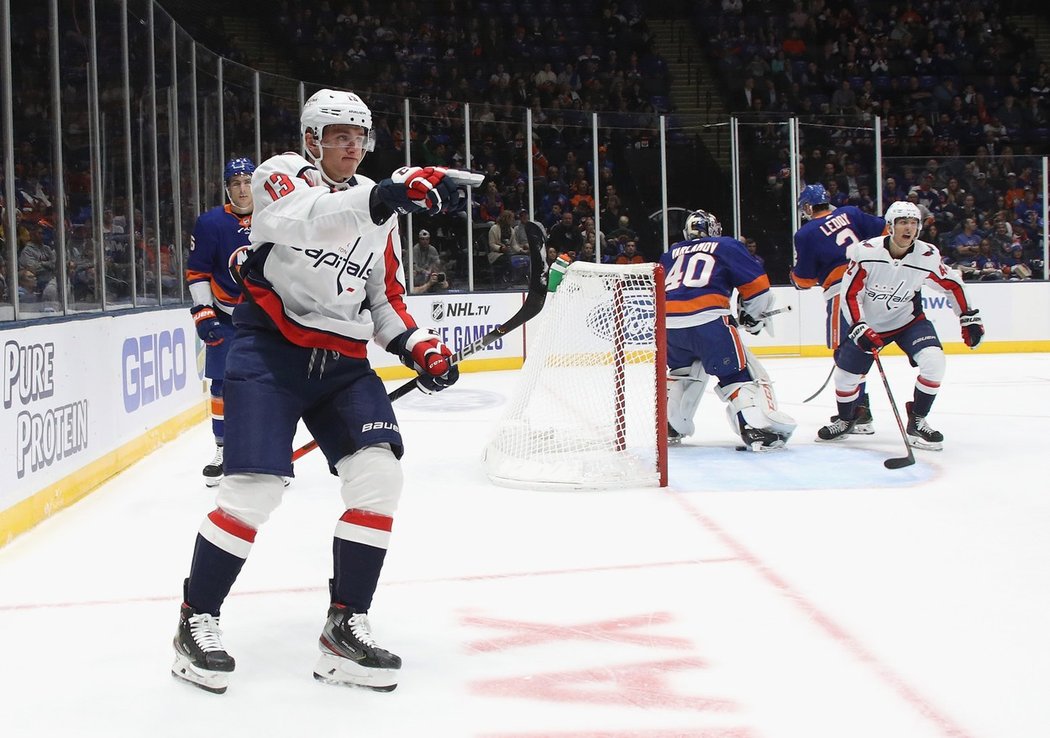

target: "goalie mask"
[301,88,376,156]
[683,209,722,240]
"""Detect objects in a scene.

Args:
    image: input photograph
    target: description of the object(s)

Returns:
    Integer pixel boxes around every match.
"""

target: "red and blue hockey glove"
[848,321,883,353]
[376,167,484,216]
[960,309,984,349]
[190,305,224,346]
[388,329,460,394]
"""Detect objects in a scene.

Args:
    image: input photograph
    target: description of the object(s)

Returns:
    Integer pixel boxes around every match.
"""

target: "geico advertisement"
[366,292,525,368]
[1,309,202,509]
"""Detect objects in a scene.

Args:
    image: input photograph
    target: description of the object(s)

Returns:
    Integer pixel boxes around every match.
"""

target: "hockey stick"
[871,350,915,469]
[291,222,549,462]
[758,305,793,319]
[803,363,835,403]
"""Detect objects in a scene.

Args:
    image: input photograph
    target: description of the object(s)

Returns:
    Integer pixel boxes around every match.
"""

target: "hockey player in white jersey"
[171,89,483,694]
[817,201,984,449]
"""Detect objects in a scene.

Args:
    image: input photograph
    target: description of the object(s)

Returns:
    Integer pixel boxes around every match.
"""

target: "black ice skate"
[740,425,787,452]
[172,603,235,694]
[906,402,943,451]
[850,400,875,435]
[817,416,856,441]
[203,444,223,488]
[667,423,684,446]
[314,604,401,692]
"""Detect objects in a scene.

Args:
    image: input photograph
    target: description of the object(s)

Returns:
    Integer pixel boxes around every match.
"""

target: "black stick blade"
[884,455,915,469]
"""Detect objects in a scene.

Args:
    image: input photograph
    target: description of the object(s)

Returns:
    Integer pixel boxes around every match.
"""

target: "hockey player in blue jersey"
[661,209,796,452]
[186,157,256,486]
[791,184,885,433]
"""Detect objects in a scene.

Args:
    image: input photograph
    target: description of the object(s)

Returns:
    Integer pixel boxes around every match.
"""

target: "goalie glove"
[375,166,483,216]
[737,310,764,335]
[960,309,984,349]
[848,321,883,354]
[388,329,460,394]
[190,305,224,346]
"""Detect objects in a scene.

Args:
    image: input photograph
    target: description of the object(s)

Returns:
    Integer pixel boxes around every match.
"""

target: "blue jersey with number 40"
[660,236,771,328]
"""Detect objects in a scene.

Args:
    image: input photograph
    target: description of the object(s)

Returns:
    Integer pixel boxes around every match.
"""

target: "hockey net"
[483,261,667,489]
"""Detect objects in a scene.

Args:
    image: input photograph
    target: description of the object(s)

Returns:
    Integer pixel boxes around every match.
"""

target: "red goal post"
[483,261,667,489]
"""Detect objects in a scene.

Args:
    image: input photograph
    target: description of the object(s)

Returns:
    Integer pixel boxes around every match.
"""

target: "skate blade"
[204,477,222,488]
[172,655,230,694]
[814,434,850,443]
[849,422,875,435]
[313,652,398,692]
[907,436,943,451]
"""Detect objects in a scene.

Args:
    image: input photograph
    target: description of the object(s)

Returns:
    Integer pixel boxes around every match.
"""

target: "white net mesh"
[483,262,665,489]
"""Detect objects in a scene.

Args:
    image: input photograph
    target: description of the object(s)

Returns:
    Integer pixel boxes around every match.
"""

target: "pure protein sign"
[4,340,89,479]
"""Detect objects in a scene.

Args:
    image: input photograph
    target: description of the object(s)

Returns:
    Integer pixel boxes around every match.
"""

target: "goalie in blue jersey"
[659,209,796,452]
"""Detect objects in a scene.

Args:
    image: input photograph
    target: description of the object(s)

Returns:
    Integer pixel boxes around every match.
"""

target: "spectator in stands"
[17,221,57,302]
[1003,173,1026,209]
[744,237,764,267]
[1003,245,1036,281]
[548,211,582,256]
[412,230,441,281]
[411,270,450,294]
[476,180,504,223]
[989,219,1017,257]
[949,217,983,263]
[488,209,522,284]
[614,240,645,265]
[958,239,1004,282]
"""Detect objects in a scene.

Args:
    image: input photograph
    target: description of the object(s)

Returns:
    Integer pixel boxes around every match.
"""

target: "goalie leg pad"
[714,380,798,449]
[667,360,709,439]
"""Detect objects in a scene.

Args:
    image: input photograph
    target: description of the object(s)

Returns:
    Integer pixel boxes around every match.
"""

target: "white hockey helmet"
[884,200,921,237]
[301,88,375,154]
[682,209,722,240]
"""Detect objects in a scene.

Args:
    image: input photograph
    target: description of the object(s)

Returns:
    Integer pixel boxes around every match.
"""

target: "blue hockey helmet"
[224,157,256,183]
[683,209,722,240]
[797,184,830,211]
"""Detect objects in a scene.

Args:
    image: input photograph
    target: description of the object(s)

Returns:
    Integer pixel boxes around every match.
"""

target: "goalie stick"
[871,350,915,469]
[291,222,549,462]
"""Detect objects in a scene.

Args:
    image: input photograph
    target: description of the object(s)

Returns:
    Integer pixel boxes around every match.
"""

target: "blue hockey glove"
[388,329,460,394]
[960,309,983,349]
[190,305,224,346]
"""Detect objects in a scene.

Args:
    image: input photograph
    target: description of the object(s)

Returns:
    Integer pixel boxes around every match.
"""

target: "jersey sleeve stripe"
[928,272,969,312]
[821,264,848,291]
[843,265,867,324]
[790,272,818,289]
[380,229,415,329]
[737,274,771,300]
[186,269,212,284]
